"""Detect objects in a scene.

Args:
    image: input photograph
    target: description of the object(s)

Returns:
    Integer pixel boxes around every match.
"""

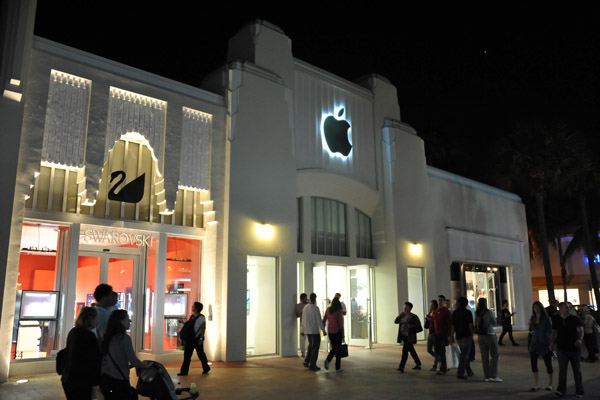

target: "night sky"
[33,5,600,185]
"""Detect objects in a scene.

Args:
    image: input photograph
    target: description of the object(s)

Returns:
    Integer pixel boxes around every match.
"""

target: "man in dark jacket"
[451,297,474,379]
[395,302,423,372]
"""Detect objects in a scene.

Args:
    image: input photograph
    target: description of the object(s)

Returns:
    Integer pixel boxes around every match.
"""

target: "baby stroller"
[136,361,199,400]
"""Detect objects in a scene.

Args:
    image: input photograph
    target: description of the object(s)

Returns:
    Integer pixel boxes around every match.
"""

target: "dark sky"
[33,5,600,185]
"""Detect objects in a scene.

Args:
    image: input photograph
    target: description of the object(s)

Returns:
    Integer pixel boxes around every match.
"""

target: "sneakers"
[429,366,437,371]
[456,375,467,380]
[336,368,344,372]
[324,359,330,370]
[303,362,309,368]
[396,367,404,373]
[545,386,552,391]
[202,367,210,375]
[412,365,422,370]
[488,377,503,382]
[555,391,564,397]
[309,365,321,371]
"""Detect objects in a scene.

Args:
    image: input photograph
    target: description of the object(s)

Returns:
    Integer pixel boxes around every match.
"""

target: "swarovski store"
[1,9,533,380]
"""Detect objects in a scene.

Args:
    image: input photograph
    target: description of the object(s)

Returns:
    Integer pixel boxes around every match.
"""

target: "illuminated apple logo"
[322,107,352,157]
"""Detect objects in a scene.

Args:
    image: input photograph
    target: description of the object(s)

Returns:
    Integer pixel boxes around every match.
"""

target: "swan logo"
[108,171,145,203]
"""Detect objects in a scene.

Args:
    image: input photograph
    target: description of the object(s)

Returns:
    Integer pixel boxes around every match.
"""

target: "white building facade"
[0,4,532,380]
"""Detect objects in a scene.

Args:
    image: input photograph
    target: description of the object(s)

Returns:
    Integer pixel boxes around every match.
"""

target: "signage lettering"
[82,229,154,247]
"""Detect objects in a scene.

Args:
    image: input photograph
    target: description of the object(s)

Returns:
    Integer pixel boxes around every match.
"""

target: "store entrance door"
[76,247,143,349]
[312,263,372,347]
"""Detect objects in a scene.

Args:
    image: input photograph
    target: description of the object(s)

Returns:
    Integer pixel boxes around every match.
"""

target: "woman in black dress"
[61,306,102,399]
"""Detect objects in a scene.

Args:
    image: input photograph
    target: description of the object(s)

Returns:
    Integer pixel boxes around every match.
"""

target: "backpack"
[180,315,197,345]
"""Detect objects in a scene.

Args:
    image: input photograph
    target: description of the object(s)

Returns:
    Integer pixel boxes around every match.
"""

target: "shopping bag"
[338,343,349,358]
[445,344,460,369]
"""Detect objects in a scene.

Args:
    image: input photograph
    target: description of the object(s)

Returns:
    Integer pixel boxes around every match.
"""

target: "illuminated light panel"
[3,89,22,102]
[409,243,422,257]
[159,209,174,215]
[255,223,274,240]
[320,106,353,160]
[81,199,96,206]
[584,254,600,264]
[10,79,21,86]
[207,221,218,225]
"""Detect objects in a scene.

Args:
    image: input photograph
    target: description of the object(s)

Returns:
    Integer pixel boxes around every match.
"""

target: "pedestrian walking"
[395,301,423,372]
[178,302,211,376]
[451,297,474,379]
[296,293,308,358]
[100,310,150,399]
[528,301,553,392]
[425,300,441,371]
[60,307,102,400]
[475,297,502,382]
[433,295,452,375]
[551,302,584,397]
[301,293,327,371]
[498,299,518,346]
[323,296,345,371]
[580,306,599,362]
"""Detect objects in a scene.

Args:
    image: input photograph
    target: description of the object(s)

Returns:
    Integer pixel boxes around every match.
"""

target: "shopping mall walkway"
[1,332,598,399]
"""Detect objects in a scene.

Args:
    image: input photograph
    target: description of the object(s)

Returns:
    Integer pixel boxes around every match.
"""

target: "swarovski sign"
[81,229,154,246]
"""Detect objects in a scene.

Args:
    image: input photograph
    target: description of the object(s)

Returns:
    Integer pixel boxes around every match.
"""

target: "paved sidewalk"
[1,332,598,399]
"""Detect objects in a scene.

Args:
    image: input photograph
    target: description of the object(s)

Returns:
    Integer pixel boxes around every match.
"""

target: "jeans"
[557,350,583,395]
[326,331,343,370]
[305,334,321,367]
[478,334,499,379]
[427,333,440,367]
[180,338,210,374]
[456,337,473,377]
[434,333,448,372]
[300,333,306,356]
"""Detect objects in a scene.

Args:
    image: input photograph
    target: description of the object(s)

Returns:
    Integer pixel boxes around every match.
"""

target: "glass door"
[348,265,371,347]
[76,251,141,348]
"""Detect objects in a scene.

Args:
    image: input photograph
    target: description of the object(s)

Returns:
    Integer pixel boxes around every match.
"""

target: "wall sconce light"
[255,222,274,240]
[409,242,422,256]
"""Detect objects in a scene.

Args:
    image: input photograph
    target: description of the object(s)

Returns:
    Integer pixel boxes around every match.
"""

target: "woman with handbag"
[528,301,553,391]
[100,310,150,399]
[61,307,102,399]
[395,301,423,372]
[322,296,345,371]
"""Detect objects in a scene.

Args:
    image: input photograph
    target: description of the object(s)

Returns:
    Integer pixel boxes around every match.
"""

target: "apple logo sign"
[322,107,352,157]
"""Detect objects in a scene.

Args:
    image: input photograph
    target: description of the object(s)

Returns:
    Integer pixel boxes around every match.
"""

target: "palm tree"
[493,121,577,304]
[558,135,600,307]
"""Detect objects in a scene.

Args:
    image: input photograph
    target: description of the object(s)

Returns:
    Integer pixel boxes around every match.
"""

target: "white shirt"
[301,303,325,334]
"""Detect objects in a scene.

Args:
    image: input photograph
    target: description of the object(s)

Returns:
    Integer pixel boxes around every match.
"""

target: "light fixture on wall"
[255,222,274,240]
[409,242,422,256]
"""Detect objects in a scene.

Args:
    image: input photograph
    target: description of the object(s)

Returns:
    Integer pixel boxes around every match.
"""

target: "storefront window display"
[464,264,501,321]
[164,237,201,350]
[12,223,68,359]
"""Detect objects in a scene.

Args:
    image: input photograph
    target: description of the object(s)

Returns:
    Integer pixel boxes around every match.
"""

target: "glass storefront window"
[464,266,500,321]
[164,237,201,351]
[144,240,156,351]
[13,223,68,360]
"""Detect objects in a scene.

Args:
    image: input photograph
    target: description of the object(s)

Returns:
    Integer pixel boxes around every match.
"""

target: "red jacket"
[432,307,452,336]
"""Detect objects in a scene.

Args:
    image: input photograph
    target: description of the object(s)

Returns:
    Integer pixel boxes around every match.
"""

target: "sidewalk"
[1,332,598,399]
